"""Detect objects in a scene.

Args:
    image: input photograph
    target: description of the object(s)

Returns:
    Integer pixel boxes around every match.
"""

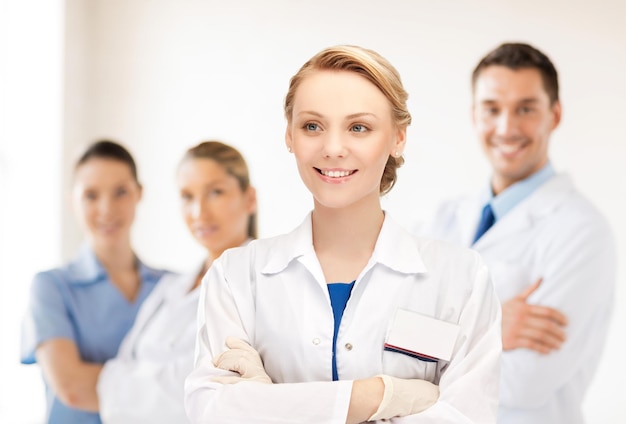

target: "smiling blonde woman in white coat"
[185,45,502,424]
[96,141,257,424]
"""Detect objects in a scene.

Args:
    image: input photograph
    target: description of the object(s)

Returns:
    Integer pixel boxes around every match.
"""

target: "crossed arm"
[501,277,568,354]
[36,339,103,412]
[212,337,437,423]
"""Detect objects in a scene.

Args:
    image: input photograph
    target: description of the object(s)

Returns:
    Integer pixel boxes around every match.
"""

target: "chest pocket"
[382,347,440,383]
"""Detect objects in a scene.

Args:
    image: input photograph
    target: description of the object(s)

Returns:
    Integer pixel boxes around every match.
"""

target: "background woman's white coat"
[1,0,624,422]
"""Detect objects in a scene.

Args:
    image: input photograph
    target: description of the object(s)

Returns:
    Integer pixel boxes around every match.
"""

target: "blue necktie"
[472,203,495,244]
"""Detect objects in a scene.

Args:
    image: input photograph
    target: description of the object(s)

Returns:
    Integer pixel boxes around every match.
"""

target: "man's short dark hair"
[472,42,559,105]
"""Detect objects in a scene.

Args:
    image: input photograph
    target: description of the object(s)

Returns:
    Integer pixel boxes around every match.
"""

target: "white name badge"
[384,308,460,362]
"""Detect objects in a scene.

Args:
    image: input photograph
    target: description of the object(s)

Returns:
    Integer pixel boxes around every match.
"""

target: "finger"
[518,277,543,300]
[517,324,566,349]
[214,351,249,373]
[529,304,568,326]
[513,312,567,343]
[212,349,235,367]
[214,356,239,372]
[503,328,563,351]
[528,317,566,342]
[214,349,243,368]
[225,336,255,353]
[509,329,564,354]
[502,306,566,351]
[507,336,555,354]
[505,323,562,352]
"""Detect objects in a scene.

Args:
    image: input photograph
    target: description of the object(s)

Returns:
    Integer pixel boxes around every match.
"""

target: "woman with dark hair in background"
[21,140,169,424]
[97,140,257,423]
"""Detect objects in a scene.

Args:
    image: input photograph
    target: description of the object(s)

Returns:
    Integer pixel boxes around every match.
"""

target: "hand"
[368,375,439,421]
[212,337,272,384]
[502,278,568,353]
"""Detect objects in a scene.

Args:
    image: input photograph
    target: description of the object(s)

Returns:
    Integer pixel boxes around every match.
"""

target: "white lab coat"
[423,174,616,424]
[185,213,502,423]
[97,269,201,424]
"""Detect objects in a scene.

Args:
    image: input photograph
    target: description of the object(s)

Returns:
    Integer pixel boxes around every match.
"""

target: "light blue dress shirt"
[20,245,169,424]
[484,162,556,221]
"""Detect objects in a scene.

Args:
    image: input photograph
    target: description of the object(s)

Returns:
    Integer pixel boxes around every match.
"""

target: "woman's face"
[285,70,405,211]
[72,158,142,250]
[177,158,256,258]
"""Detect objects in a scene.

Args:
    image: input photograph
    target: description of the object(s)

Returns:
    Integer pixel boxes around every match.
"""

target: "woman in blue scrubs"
[20,140,169,424]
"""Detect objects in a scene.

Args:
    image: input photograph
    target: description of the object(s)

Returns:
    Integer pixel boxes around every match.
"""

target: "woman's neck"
[93,242,136,272]
[191,259,212,292]
[191,235,249,291]
[312,197,384,283]
[312,197,384,253]
[92,241,140,302]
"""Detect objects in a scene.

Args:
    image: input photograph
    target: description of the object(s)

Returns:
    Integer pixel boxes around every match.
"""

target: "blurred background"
[1,0,624,422]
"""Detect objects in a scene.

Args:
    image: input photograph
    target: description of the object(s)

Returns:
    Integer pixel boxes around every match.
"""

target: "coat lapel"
[453,197,485,247]
[472,175,575,250]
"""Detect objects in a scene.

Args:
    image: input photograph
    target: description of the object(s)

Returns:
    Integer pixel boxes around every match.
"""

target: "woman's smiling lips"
[315,167,357,183]
[193,225,218,238]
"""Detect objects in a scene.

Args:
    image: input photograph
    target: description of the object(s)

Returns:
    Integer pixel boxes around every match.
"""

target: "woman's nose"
[322,130,347,158]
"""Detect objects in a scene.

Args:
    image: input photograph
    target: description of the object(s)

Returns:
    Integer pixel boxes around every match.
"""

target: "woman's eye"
[304,123,319,132]
[84,192,97,201]
[114,187,128,197]
[351,124,367,133]
[208,189,224,198]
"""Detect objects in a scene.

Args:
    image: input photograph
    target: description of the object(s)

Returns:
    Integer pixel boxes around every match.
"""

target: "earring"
[288,146,292,153]
[395,151,401,157]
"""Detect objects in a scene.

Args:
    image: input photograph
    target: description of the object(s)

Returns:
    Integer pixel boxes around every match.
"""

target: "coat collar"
[66,244,162,285]
[65,245,107,283]
[261,212,427,276]
[471,174,575,249]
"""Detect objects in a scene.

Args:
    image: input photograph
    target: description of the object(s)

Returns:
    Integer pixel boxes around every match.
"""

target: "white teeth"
[497,144,522,153]
[321,170,353,178]
[195,227,214,236]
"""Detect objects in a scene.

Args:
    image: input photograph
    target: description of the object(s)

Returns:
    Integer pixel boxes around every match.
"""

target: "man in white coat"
[423,42,616,424]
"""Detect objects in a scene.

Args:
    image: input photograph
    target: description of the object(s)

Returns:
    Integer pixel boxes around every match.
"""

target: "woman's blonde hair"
[284,45,411,195]
[179,141,257,239]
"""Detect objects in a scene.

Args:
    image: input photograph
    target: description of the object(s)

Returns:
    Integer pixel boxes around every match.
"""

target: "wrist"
[347,377,384,424]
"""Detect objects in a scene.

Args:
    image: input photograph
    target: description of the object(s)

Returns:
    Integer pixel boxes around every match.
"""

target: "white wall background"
[1,0,63,422]
[2,0,624,422]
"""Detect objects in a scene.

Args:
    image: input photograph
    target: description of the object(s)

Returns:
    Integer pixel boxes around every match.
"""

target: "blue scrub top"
[327,281,355,381]
[20,245,169,424]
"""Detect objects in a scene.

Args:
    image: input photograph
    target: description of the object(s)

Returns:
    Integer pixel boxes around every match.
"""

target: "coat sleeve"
[498,215,616,409]
[383,254,502,423]
[184,255,354,424]
[98,354,192,424]
[97,274,191,424]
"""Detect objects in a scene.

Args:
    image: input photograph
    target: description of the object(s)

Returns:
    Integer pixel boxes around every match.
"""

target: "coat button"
[312,338,320,345]
[344,343,353,351]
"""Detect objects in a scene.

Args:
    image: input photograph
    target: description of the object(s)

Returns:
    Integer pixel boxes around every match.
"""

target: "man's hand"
[502,278,568,353]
